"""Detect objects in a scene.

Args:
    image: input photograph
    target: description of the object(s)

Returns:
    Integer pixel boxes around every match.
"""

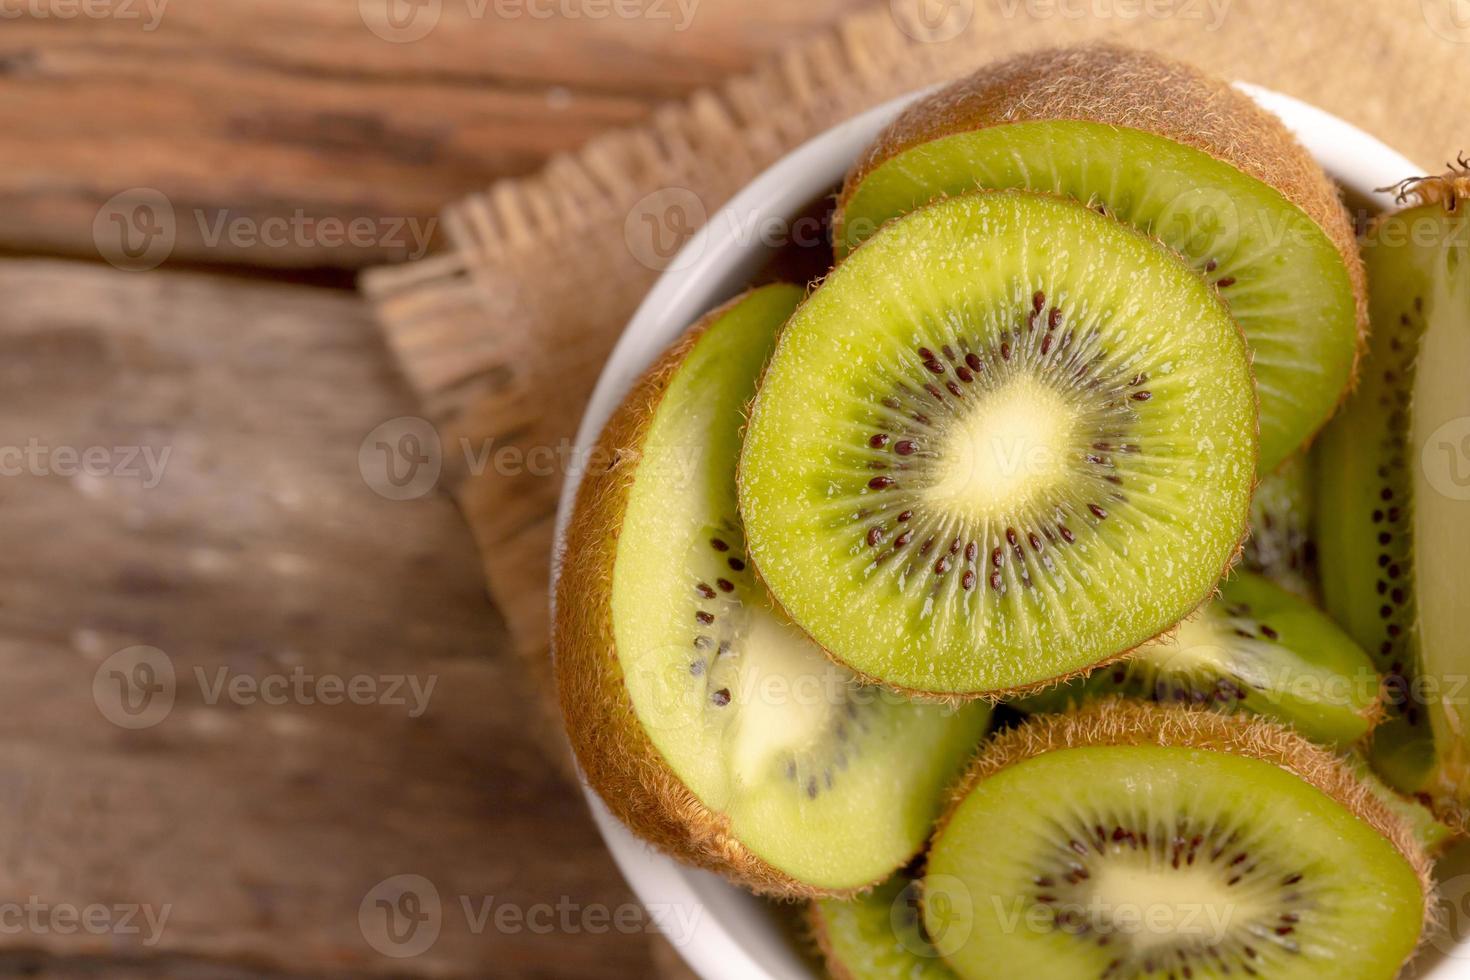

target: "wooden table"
[0,2,866,975]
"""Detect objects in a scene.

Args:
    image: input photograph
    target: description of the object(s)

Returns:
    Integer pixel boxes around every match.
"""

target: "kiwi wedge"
[739,190,1256,696]
[836,45,1364,474]
[1014,570,1380,746]
[1242,454,1318,600]
[555,284,990,897]
[925,700,1431,979]
[1349,754,1457,857]
[810,869,956,980]
[1316,165,1470,803]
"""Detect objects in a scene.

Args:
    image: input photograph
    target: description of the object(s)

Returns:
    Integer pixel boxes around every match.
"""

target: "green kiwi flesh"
[588,284,990,892]
[1013,571,1379,747]
[926,705,1428,979]
[1315,169,1470,804]
[739,190,1256,695]
[811,870,956,980]
[840,120,1355,476]
[1243,454,1318,600]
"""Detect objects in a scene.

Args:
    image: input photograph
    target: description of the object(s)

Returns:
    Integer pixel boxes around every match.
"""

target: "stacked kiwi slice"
[555,43,1452,979]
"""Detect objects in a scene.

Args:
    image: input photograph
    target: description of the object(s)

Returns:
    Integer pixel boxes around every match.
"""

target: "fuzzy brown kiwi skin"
[556,287,872,902]
[928,699,1436,927]
[836,43,1368,385]
[806,903,859,980]
[741,187,1259,703]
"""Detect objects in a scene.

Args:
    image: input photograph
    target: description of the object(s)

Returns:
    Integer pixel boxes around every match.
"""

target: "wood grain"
[0,0,869,269]
[0,259,674,977]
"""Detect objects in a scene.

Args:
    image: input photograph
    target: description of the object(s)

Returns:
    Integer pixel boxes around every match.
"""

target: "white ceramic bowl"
[553,84,1452,979]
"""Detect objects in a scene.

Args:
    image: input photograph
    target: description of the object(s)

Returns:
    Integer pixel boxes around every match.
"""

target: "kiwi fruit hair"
[556,289,794,893]
[1013,569,1382,748]
[835,43,1365,475]
[739,189,1256,697]
[557,284,989,898]
[927,699,1433,979]
[1316,159,1470,809]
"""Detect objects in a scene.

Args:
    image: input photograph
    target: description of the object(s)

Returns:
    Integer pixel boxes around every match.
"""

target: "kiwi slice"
[836,45,1364,474]
[925,700,1431,979]
[739,190,1256,696]
[1316,164,1470,803]
[555,284,990,897]
[810,869,956,980]
[1014,571,1380,746]
[1242,454,1318,600]
[1349,754,1457,857]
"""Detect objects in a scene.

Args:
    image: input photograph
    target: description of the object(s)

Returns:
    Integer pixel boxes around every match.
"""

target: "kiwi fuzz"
[939,700,1431,888]
[836,44,1364,476]
[739,190,1257,697]
[556,290,808,897]
[837,43,1365,340]
[924,701,1432,980]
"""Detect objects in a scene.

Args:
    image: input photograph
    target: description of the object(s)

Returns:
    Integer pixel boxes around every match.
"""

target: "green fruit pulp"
[926,745,1425,979]
[1315,194,1470,801]
[739,191,1256,695]
[840,120,1358,473]
[1015,571,1379,747]
[813,872,957,980]
[610,284,990,891]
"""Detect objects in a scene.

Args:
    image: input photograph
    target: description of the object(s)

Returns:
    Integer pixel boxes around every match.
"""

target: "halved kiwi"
[739,190,1256,696]
[1014,570,1381,747]
[1243,454,1318,600]
[555,284,990,897]
[810,868,956,980]
[1316,164,1470,805]
[836,44,1364,474]
[925,700,1431,979]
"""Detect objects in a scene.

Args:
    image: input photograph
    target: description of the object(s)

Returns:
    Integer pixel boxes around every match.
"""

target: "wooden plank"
[0,0,869,269]
[0,259,672,977]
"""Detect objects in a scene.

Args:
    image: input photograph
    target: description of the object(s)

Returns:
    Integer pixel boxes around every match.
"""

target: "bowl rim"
[550,82,1425,980]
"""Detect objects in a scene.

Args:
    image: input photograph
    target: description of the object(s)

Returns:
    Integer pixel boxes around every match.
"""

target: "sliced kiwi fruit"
[925,700,1431,979]
[1348,754,1457,857]
[1316,163,1470,804]
[1242,454,1318,600]
[836,44,1364,475]
[555,284,990,897]
[1014,570,1380,747]
[810,868,956,980]
[738,190,1256,696]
